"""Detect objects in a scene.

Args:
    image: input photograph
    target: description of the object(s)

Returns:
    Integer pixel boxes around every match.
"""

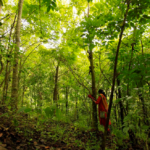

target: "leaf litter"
[0,112,145,150]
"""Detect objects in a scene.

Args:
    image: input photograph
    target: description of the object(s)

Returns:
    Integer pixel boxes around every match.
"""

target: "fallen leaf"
[45,146,50,149]
[0,144,6,147]
[40,145,46,148]
[34,141,38,146]
[40,139,45,143]
[20,144,27,146]
[16,140,21,143]
[35,146,41,149]
[4,128,9,131]
[16,146,20,149]
[0,133,3,137]
[0,146,7,150]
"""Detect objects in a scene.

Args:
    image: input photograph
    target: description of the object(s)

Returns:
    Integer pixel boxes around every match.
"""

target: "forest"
[0,0,150,149]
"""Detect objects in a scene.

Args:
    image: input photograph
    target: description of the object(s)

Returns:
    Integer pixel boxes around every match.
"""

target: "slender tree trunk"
[2,64,10,104]
[0,55,3,75]
[102,2,130,150]
[75,94,78,120]
[18,59,22,99]
[53,64,59,106]
[2,15,17,105]
[37,82,43,112]
[0,0,3,15]
[89,50,98,131]
[21,74,25,107]
[138,89,149,125]
[0,4,1,15]
[141,40,144,55]
[114,104,117,123]
[117,78,124,129]
[66,86,69,115]
[87,1,98,131]
[10,0,24,111]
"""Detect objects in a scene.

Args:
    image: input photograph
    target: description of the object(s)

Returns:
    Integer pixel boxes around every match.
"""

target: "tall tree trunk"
[87,1,98,131]
[75,92,78,121]
[89,49,98,131]
[117,78,124,130]
[10,0,24,111]
[66,86,69,115]
[18,59,22,100]
[37,82,43,112]
[0,0,3,15]
[53,64,59,105]
[138,88,149,126]
[21,73,26,107]
[0,55,3,75]
[74,90,79,121]
[2,65,10,104]
[114,104,118,123]
[2,15,17,105]
[102,2,130,150]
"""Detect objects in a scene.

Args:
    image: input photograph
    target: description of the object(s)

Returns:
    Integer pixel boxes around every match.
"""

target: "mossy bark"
[11,0,24,111]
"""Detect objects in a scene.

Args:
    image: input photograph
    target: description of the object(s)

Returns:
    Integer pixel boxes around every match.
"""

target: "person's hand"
[88,94,92,99]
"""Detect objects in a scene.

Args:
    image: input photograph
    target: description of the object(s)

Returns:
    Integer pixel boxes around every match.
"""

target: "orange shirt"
[95,94,108,112]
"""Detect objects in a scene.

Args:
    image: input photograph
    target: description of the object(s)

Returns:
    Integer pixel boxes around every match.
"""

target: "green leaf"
[129,124,134,130]
[17,107,32,113]
[89,44,95,50]
[130,22,134,27]
[44,107,54,117]
[142,125,149,130]
[123,127,129,133]
[17,107,26,113]
[52,1,57,7]
[24,107,32,113]
[47,6,51,12]
[139,18,147,24]
[116,98,122,103]
[13,118,19,126]
[143,15,150,19]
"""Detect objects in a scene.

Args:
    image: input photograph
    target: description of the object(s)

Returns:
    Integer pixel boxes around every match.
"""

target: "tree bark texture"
[138,91,149,126]
[0,0,3,15]
[89,50,98,131]
[66,86,69,115]
[11,0,24,111]
[21,74,26,107]
[87,2,98,131]
[0,55,3,75]
[2,15,17,105]
[53,64,59,103]
[117,78,124,129]
[2,65,10,104]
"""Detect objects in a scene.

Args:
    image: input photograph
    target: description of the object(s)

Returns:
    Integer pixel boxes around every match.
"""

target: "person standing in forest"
[88,89,111,133]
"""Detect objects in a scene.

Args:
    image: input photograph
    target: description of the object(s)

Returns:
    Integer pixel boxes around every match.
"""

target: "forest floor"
[0,112,145,150]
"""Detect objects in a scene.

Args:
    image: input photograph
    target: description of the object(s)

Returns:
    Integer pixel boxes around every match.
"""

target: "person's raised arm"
[88,95,100,104]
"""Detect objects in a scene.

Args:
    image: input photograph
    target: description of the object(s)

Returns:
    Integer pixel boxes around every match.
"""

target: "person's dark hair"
[98,89,106,98]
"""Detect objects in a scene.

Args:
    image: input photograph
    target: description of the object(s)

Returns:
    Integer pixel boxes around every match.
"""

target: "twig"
[59,57,91,94]
[0,14,10,21]
[21,43,41,68]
